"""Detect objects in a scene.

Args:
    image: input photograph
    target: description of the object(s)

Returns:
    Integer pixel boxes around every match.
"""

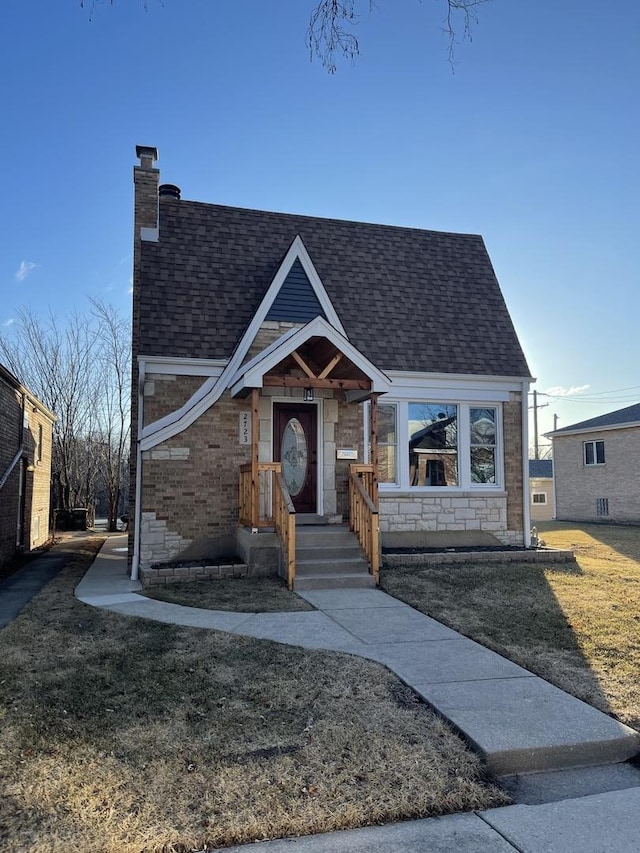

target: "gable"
[265,258,326,323]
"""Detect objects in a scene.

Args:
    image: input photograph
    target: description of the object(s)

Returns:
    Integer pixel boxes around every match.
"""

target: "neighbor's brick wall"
[553,427,640,522]
[0,380,22,565]
[26,407,53,549]
[0,376,53,565]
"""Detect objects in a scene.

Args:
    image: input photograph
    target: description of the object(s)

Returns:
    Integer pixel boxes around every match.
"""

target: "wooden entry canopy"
[229,315,391,401]
[263,339,372,393]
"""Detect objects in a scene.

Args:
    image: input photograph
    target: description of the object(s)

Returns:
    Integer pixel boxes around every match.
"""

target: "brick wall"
[0,372,53,566]
[554,427,640,522]
[503,393,524,535]
[139,389,252,567]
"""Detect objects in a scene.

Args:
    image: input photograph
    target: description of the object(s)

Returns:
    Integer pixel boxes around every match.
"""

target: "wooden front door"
[273,403,317,513]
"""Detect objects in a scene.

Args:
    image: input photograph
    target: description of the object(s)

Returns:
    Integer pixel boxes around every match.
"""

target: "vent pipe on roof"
[159,183,181,200]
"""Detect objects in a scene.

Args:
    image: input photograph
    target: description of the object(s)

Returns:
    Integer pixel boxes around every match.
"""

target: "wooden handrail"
[239,461,296,588]
[349,464,380,584]
[274,471,296,589]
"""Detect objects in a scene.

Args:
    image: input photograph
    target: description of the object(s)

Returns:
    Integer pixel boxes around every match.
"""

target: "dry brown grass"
[143,575,315,612]
[0,537,507,853]
[381,522,640,731]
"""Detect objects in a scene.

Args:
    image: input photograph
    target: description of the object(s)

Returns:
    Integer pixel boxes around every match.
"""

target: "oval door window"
[281,418,308,497]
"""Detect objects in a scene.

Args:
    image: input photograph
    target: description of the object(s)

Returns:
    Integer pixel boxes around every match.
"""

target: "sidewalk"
[75,536,640,852]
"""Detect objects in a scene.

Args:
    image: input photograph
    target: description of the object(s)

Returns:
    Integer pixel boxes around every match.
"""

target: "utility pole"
[529,390,549,460]
[554,413,559,431]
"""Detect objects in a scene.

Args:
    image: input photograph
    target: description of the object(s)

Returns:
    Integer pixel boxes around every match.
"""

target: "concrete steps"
[294,524,375,591]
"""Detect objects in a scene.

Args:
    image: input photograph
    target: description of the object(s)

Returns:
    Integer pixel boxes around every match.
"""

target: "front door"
[273,403,317,513]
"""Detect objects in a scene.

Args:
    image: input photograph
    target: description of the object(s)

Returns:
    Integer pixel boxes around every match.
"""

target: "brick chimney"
[134,145,159,240]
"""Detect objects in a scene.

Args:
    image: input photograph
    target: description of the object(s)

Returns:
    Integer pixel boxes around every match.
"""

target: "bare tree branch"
[308,0,489,72]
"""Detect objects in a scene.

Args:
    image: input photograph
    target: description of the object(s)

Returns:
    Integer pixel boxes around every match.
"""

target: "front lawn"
[143,575,314,612]
[381,521,640,731]
[0,538,506,853]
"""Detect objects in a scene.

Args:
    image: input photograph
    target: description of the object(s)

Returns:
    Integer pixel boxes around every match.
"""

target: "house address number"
[239,411,251,445]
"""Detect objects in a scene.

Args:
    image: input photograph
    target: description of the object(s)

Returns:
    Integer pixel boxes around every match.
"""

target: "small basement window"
[596,497,609,516]
[532,493,547,504]
[584,440,605,466]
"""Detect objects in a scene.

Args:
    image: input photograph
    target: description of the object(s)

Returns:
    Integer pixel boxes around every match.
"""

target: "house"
[547,403,640,523]
[129,146,533,588]
[529,459,554,521]
[0,363,55,567]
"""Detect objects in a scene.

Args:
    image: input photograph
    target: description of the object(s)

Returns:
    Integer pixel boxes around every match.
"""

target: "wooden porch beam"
[318,352,344,379]
[291,350,317,379]
[251,387,259,528]
[264,376,371,391]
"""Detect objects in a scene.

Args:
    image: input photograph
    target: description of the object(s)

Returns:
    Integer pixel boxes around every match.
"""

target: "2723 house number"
[239,411,251,445]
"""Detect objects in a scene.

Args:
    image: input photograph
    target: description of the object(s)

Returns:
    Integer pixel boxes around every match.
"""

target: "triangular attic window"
[265,258,327,323]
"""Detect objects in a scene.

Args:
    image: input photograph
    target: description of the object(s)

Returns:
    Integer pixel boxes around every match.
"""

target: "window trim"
[372,400,503,491]
[532,492,547,505]
[584,440,605,466]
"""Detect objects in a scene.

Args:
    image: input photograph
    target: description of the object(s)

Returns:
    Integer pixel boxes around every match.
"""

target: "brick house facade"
[0,364,55,567]
[129,147,532,584]
[548,404,640,523]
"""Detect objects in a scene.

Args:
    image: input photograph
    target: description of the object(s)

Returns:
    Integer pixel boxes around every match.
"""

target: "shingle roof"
[550,402,640,435]
[529,459,553,478]
[139,198,531,377]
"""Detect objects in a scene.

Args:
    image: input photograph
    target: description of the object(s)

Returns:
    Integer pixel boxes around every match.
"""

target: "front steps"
[293,523,375,591]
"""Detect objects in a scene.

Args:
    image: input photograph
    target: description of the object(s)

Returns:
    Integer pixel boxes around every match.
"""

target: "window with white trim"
[373,401,502,490]
[409,403,458,486]
[378,403,398,484]
[584,440,605,466]
[532,493,547,504]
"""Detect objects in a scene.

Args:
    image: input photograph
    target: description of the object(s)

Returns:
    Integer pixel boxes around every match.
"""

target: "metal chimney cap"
[159,183,181,200]
[136,145,158,167]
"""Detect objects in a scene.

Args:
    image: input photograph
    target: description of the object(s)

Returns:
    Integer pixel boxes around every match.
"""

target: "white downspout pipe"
[522,380,532,547]
[131,359,146,580]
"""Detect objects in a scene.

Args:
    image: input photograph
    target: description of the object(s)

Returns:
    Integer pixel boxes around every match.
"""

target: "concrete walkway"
[74,536,640,852]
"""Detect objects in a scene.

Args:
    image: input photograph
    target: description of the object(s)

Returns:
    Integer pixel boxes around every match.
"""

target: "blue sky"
[1,0,639,447]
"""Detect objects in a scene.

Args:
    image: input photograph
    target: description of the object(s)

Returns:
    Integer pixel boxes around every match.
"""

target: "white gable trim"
[230,315,391,397]
[262,235,346,336]
[140,238,347,450]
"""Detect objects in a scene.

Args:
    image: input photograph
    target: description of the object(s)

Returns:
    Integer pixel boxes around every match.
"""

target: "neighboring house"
[0,363,55,567]
[547,403,640,523]
[529,459,554,521]
[129,146,532,587]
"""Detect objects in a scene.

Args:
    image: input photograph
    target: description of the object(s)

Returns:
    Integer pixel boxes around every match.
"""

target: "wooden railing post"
[348,463,380,585]
[251,388,259,528]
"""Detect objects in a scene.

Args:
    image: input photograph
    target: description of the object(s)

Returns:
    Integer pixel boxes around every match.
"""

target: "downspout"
[131,359,146,580]
[521,381,531,547]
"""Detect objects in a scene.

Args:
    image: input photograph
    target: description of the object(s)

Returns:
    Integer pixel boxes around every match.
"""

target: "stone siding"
[379,492,522,545]
[553,426,640,522]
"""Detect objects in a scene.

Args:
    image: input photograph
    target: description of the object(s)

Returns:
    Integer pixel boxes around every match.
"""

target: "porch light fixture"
[304,388,314,402]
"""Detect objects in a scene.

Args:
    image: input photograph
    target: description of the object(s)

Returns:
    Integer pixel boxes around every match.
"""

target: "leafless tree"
[308,0,489,72]
[81,1,489,73]
[0,301,131,532]
[90,298,131,532]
